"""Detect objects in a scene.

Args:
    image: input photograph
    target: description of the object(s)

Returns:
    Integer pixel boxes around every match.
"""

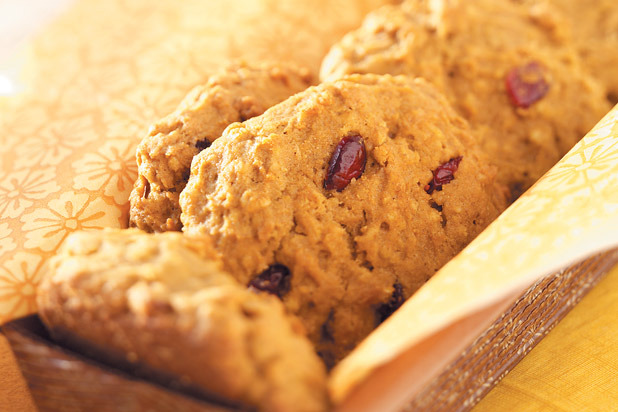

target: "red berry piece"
[142,179,150,199]
[424,156,463,194]
[505,61,550,108]
[377,283,404,324]
[248,264,291,298]
[324,134,367,192]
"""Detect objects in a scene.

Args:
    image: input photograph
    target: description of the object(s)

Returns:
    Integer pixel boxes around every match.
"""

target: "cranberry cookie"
[321,0,610,199]
[180,74,508,363]
[37,229,328,412]
[515,0,618,103]
[130,62,313,232]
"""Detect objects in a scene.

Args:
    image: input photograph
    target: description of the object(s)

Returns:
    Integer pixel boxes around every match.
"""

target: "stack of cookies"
[37,1,616,410]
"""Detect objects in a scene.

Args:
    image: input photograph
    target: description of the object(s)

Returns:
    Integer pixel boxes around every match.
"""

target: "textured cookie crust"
[321,0,610,199]
[180,74,508,363]
[515,0,618,103]
[129,61,314,232]
[37,229,328,412]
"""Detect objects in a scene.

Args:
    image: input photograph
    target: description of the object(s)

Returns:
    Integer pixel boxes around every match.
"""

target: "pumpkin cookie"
[321,0,610,199]
[514,0,618,103]
[180,74,508,363]
[129,61,313,232]
[37,229,328,412]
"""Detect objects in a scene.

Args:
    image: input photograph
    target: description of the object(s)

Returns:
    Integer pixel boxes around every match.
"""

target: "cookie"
[180,74,508,363]
[514,0,618,103]
[37,229,328,412]
[320,0,610,199]
[129,61,314,232]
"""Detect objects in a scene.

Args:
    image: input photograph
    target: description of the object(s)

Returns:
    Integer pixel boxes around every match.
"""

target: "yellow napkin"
[475,263,618,411]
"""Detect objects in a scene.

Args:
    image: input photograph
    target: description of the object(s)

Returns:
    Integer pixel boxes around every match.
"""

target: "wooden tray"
[4,248,618,412]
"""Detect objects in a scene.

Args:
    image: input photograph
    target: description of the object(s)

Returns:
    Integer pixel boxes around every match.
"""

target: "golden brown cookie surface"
[37,229,328,412]
[180,74,508,363]
[321,0,610,199]
[516,0,618,103]
[130,62,314,232]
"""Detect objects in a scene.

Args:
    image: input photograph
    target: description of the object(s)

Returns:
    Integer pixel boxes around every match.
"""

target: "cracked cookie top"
[129,61,314,232]
[180,74,508,363]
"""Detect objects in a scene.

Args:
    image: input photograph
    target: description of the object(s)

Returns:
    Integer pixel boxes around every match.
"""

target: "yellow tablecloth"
[475,263,618,411]
[0,335,33,411]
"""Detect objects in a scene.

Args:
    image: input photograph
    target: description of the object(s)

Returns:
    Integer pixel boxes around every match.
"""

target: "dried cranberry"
[324,134,366,192]
[195,138,211,151]
[424,156,463,194]
[248,264,291,298]
[377,283,404,324]
[320,310,335,343]
[509,181,525,202]
[505,62,550,108]
[142,179,150,199]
